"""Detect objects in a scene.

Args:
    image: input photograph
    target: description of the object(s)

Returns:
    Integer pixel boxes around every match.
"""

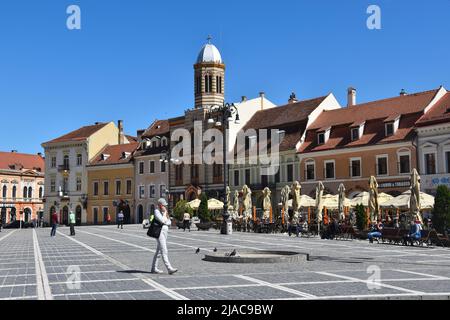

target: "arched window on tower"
[196,76,201,94]
[216,76,222,93]
[39,187,43,199]
[23,186,28,199]
[28,187,33,199]
[205,75,212,93]
[2,185,7,198]
[12,186,17,199]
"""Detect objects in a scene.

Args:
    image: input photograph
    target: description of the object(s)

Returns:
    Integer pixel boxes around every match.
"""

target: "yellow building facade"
[86,143,138,224]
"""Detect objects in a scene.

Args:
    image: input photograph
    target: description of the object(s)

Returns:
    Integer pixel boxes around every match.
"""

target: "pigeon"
[195,248,200,254]
[229,249,237,257]
[213,247,217,252]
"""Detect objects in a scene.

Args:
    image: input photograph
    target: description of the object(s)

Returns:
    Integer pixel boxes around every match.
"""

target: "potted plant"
[355,204,369,239]
[173,200,194,229]
[196,193,212,230]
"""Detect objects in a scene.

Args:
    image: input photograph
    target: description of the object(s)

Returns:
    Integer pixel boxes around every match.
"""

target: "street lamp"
[206,102,240,235]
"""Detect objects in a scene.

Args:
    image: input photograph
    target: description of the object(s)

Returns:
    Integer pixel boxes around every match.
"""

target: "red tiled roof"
[141,120,170,139]
[125,135,138,142]
[88,143,139,166]
[308,89,438,130]
[43,123,109,144]
[243,96,328,130]
[416,92,450,127]
[298,88,439,153]
[0,152,45,172]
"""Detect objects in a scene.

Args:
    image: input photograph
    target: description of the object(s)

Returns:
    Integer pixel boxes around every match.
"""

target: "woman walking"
[151,198,177,275]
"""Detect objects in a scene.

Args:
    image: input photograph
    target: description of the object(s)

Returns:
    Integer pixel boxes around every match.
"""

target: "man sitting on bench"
[403,220,422,246]
[368,221,383,243]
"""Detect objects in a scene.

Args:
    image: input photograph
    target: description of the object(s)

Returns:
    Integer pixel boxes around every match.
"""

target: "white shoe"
[151,269,163,274]
[168,268,178,275]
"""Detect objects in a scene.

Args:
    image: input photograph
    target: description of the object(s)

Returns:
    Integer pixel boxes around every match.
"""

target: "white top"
[154,208,171,226]
[196,43,222,64]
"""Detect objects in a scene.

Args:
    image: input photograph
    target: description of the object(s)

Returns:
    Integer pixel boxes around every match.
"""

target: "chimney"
[241,96,247,102]
[118,120,125,144]
[11,150,17,153]
[288,92,298,104]
[347,87,356,107]
[37,152,42,157]
[137,129,145,142]
[259,91,265,110]
[400,89,407,96]
[95,122,100,125]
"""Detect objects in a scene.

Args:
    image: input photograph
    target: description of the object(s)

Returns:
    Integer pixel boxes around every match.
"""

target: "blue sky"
[0,0,449,154]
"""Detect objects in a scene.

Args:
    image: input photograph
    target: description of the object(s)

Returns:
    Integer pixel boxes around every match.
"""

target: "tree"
[432,185,450,234]
[197,193,211,223]
[355,204,367,231]
[173,200,193,221]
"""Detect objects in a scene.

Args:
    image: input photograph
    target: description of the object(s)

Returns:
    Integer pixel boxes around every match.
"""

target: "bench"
[381,228,409,245]
[426,230,450,247]
[335,225,357,240]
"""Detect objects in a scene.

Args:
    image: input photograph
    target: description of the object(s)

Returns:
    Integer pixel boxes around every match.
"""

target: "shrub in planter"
[197,193,211,223]
[173,200,194,221]
[432,185,450,234]
[355,204,367,231]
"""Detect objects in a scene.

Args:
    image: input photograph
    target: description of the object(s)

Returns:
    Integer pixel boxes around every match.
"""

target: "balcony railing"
[58,164,70,172]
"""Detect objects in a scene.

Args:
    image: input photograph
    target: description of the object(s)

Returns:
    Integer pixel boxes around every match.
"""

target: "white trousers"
[151,226,173,271]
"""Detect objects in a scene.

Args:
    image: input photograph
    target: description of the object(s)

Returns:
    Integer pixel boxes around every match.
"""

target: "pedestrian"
[151,198,177,275]
[368,221,383,243]
[117,210,124,229]
[403,220,421,246]
[69,210,76,236]
[183,211,191,232]
[50,211,58,237]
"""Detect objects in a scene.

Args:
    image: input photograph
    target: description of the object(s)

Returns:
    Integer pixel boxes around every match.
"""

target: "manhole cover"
[203,250,309,263]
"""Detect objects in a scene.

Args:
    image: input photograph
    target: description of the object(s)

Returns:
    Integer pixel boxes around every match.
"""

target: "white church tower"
[194,36,225,108]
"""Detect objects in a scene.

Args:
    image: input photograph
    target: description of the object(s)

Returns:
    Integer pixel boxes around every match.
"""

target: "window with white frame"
[115,180,121,195]
[424,153,436,175]
[139,185,145,199]
[351,128,359,141]
[149,185,155,198]
[376,155,388,176]
[305,161,315,181]
[317,132,325,145]
[150,161,155,174]
[76,154,82,166]
[160,185,166,197]
[446,151,450,174]
[287,164,294,182]
[51,156,56,168]
[397,151,411,174]
[50,178,56,193]
[138,161,144,174]
[234,170,240,186]
[76,176,82,191]
[350,158,361,177]
[385,123,394,136]
[324,160,335,179]
[93,181,99,196]
[126,180,132,195]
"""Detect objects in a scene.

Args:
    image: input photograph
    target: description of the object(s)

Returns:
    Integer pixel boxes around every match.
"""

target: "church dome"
[196,42,222,64]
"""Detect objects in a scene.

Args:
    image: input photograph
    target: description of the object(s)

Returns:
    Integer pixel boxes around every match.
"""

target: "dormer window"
[101,154,110,161]
[351,128,359,141]
[385,122,394,136]
[317,132,325,145]
[122,152,131,159]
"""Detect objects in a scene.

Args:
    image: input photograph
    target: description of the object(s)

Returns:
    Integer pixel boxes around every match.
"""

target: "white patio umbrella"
[410,169,422,223]
[368,176,379,222]
[351,192,393,207]
[321,194,352,210]
[278,195,315,208]
[338,183,346,221]
[207,198,224,210]
[380,190,434,210]
[187,198,201,210]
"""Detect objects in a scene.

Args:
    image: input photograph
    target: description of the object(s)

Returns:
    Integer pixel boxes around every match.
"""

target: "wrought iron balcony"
[58,164,70,172]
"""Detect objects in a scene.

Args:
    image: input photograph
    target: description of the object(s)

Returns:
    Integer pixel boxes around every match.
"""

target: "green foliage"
[173,200,193,221]
[197,193,211,223]
[355,204,367,231]
[432,185,450,233]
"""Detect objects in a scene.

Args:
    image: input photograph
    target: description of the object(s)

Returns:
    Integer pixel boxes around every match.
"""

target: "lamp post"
[160,149,176,214]
[206,102,240,235]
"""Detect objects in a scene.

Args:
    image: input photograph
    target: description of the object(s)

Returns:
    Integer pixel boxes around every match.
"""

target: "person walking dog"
[151,198,177,275]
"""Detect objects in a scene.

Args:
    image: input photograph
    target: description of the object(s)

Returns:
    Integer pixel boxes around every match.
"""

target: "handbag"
[147,217,163,238]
